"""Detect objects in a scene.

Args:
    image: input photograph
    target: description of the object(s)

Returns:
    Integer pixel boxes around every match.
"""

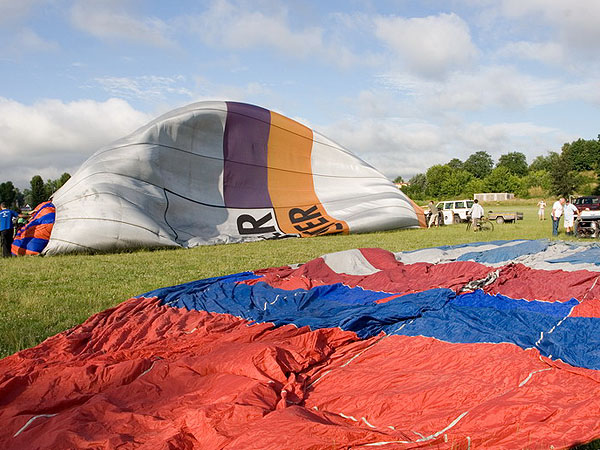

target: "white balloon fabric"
[44,101,424,254]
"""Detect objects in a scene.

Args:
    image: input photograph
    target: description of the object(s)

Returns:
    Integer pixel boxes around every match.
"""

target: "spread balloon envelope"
[38,101,424,255]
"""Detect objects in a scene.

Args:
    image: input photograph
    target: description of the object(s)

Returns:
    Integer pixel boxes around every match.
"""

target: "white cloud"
[320,114,572,180]
[499,0,600,55]
[94,75,194,101]
[0,97,150,187]
[454,121,570,156]
[496,41,564,65]
[0,0,43,25]
[189,0,318,56]
[345,90,397,119]
[380,65,564,112]
[184,0,363,67]
[320,118,447,179]
[4,28,58,55]
[373,13,478,78]
[192,75,280,106]
[70,0,173,47]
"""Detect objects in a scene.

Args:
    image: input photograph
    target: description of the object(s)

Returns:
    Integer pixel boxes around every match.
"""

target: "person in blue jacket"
[0,203,18,257]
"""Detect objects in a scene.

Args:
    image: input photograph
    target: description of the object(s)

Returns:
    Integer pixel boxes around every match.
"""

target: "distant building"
[395,182,409,189]
[474,193,515,202]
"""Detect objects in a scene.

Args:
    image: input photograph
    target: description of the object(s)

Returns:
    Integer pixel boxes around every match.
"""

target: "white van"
[435,199,474,225]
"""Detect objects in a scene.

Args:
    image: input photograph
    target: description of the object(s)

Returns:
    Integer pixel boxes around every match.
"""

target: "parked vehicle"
[573,196,600,211]
[487,211,524,224]
[576,210,600,238]
[424,199,474,225]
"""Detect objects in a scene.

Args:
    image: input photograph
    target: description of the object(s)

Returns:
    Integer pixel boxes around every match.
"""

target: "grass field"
[0,201,574,358]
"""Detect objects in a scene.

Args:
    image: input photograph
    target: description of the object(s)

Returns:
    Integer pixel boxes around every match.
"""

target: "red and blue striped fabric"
[1,240,600,448]
[11,202,55,256]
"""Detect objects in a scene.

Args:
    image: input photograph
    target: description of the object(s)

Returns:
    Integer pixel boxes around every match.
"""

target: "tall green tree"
[497,152,528,176]
[561,139,600,171]
[462,178,486,197]
[463,151,493,179]
[483,166,521,193]
[58,172,71,187]
[393,175,404,184]
[15,188,24,208]
[0,181,17,207]
[440,169,473,197]
[522,170,552,195]
[30,175,47,207]
[529,153,557,172]
[44,172,72,199]
[44,179,59,199]
[447,158,463,170]
[401,173,427,200]
[425,165,453,198]
[23,189,32,206]
[550,154,580,197]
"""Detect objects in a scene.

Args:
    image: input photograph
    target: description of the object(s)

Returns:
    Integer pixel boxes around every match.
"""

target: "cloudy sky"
[1,0,599,188]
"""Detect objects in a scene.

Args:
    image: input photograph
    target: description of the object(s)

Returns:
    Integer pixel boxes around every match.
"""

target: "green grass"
[0,201,573,358]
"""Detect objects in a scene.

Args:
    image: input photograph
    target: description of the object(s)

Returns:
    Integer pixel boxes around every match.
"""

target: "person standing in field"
[469,199,485,231]
[537,199,546,221]
[428,201,439,228]
[0,202,18,257]
[551,197,565,236]
[563,198,579,236]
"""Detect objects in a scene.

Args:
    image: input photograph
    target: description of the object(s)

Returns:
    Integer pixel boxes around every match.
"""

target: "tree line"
[0,173,71,210]
[398,137,600,201]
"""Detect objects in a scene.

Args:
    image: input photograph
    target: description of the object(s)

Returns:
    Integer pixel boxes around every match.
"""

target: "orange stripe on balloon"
[409,199,427,228]
[19,223,53,239]
[11,245,41,256]
[267,111,348,236]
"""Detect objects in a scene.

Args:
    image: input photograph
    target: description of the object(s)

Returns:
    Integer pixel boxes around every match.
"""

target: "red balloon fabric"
[2,240,600,449]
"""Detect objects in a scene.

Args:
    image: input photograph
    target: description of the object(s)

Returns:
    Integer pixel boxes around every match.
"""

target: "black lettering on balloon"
[287,205,345,236]
[237,213,276,235]
[307,221,344,236]
[293,216,328,232]
[289,206,320,224]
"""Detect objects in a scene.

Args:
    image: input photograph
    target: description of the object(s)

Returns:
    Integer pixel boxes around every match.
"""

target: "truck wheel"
[496,217,505,224]
[454,214,461,224]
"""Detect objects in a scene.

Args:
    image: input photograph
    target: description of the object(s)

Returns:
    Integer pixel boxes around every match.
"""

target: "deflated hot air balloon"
[11,202,55,256]
[38,101,423,255]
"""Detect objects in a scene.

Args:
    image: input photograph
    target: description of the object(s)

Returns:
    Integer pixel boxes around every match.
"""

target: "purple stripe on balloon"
[223,102,272,208]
